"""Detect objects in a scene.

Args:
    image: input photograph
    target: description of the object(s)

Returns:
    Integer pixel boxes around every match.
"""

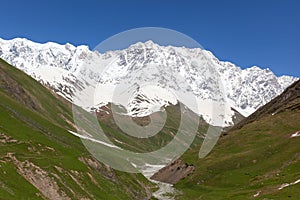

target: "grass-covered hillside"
[175,80,300,199]
[2,54,298,200]
[0,58,156,200]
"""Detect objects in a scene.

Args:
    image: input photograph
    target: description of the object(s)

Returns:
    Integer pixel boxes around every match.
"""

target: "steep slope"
[0,38,297,126]
[233,79,300,130]
[0,58,155,199]
[156,80,300,199]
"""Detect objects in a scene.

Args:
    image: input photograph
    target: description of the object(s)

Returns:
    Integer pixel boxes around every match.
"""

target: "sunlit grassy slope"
[0,58,156,200]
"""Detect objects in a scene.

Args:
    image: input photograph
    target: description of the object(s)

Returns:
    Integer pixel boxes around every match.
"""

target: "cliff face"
[232,79,300,130]
[150,159,195,184]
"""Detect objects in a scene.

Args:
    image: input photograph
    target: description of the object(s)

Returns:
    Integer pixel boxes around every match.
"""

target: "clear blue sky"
[1,0,299,77]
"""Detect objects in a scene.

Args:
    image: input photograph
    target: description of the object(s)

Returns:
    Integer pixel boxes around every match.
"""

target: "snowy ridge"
[0,38,298,126]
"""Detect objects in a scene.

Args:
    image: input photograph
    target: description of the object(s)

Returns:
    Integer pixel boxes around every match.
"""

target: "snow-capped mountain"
[0,38,298,126]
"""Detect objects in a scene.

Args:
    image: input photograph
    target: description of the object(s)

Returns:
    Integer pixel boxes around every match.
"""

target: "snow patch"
[253,191,261,197]
[278,179,300,190]
[290,131,300,138]
[67,130,121,149]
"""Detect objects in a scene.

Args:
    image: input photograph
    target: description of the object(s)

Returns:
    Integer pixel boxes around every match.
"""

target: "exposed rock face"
[6,153,71,200]
[232,79,300,130]
[0,38,298,126]
[0,63,39,110]
[150,159,195,184]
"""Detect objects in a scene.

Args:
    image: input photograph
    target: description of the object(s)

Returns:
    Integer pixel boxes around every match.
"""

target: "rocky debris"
[150,159,195,184]
[0,64,39,111]
[0,133,18,143]
[6,153,70,200]
[67,170,94,199]
[27,144,55,155]
[79,157,117,182]
[87,172,98,186]
[78,157,154,200]
[60,114,77,129]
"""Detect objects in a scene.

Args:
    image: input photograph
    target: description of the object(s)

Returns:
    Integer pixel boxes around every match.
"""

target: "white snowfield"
[0,38,298,126]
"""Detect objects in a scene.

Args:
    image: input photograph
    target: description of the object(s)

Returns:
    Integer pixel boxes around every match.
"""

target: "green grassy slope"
[175,80,300,199]
[0,58,155,200]
[96,103,208,153]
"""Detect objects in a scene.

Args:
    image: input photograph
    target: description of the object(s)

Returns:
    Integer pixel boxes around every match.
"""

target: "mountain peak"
[128,40,158,49]
[0,37,298,126]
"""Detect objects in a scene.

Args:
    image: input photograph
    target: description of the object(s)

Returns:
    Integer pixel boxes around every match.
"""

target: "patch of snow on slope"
[278,179,300,190]
[290,131,300,138]
[67,130,121,149]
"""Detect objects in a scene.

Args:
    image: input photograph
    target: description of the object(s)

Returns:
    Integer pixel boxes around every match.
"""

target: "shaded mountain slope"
[154,80,300,199]
[0,58,155,200]
[93,102,209,154]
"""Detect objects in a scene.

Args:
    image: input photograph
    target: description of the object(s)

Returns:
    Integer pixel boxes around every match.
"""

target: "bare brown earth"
[150,159,195,184]
[6,153,71,200]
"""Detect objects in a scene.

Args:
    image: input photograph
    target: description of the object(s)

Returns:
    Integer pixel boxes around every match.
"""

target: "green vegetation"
[2,56,299,200]
[0,59,155,199]
[98,103,207,153]
[175,97,300,199]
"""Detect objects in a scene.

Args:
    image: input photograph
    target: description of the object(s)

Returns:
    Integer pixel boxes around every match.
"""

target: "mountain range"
[0,38,298,127]
[1,37,300,199]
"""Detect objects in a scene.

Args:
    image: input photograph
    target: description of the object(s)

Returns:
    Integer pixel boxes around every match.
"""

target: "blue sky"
[1,0,299,77]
